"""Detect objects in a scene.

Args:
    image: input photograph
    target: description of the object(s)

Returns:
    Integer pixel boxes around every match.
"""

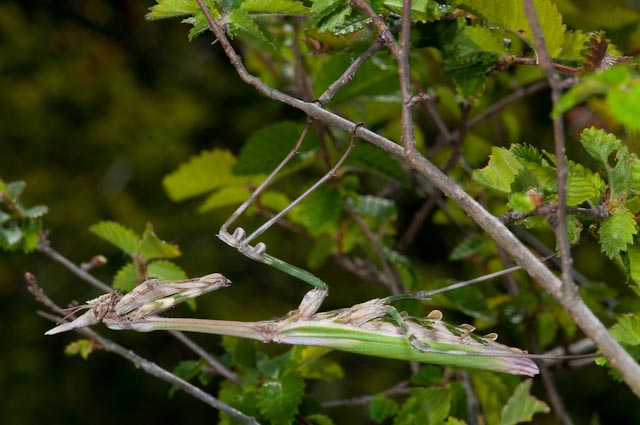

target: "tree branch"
[194,1,640,397]
[522,0,575,300]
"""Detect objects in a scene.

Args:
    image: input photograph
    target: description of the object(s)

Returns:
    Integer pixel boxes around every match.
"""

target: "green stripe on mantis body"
[116,314,539,376]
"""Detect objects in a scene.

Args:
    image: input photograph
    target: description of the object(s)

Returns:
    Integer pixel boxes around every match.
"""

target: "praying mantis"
[45,125,592,378]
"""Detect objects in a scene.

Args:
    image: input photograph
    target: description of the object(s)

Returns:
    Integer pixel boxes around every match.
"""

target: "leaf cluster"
[90,221,187,292]
[0,179,48,253]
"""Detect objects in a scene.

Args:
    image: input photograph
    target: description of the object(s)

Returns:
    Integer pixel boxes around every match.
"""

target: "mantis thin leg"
[218,125,359,292]
[241,129,357,247]
[385,254,556,303]
[219,118,312,237]
[385,305,431,352]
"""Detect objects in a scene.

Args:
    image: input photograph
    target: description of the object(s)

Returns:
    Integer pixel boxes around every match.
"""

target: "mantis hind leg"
[385,305,432,353]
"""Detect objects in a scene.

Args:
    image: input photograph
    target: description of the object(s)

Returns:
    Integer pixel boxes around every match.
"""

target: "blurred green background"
[2,1,640,424]
[0,1,303,423]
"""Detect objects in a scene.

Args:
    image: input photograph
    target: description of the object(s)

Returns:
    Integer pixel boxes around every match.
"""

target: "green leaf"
[393,387,452,425]
[454,0,565,56]
[218,380,261,424]
[18,218,42,253]
[347,195,397,221]
[611,314,640,346]
[347,143,409,185]
[449,234,491,260]
[627,244,640,286]
[500,379,550,425]
[228,9,274,47]
[580,127,631,202]
[147,260,188,281]
[90,221,140,256]
[410,365,444,386]
[113,262,140,292]
[6,180,26,201]
[240,0,310,15]
[234,121,318,175]
[553,66,630,117]
[307,237,334,269]
[382,0,444,23]
[294,185,342,237]
[163,149,249,201]
[0,211,10,225]
[369,396,398,424]
[383,247,419,290]
[536,311,558,348]
[146,0,199,20]
[565,215,583,246]
[170,359,205,396]
[292,359,339,384]
[172,359,202,381]
[24,205,48,218]
[457,25,511,57]
[297,357,344,381]
[0,223,23,250]
[64,339,94,360]
[607,80,640,131]
[567,160,605,206]
[473,147,524,192]
[305,414,335,425]
[473,372,516,425]
[310,0,352,34]
[312,54,398,105]
[138,223,182,260]
[184,11,210,41]
[198,186,252,213]
[599,209,637,259]
[559,30,591,60]
[434,281,495,323]
[257,373,305,425]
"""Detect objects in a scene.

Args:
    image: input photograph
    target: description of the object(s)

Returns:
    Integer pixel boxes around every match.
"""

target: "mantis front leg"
[217,123,359,322]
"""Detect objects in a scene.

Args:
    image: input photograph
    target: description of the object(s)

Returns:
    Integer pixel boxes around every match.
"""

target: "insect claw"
[244,242,266,260]
[232,227,246,242]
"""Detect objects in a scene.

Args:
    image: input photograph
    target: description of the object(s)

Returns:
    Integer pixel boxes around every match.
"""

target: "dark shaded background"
[2,1,640,424]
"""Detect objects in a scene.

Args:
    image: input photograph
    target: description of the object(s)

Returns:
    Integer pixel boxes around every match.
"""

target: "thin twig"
[499,204,609,225]
[351,0,416,153]
[395,192,442,253]
[169,330,242,385]
[37,234,241,385]
[345,206,404,295]
[408,255,555,300]
[458,371,480,425]
[317,38,384,105]
[26,274,259,425]
[194,0,640,396]
[510,227,590,286]
[522,0,575,300]
[321,380,410,408]
[526,326,574,425]
[242,128,356,246]
[38,234,112,293]
[221,118,312,235]
[487,56,579,75]
[467,80,549,129]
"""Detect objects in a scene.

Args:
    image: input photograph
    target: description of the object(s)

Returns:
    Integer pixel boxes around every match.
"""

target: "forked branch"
[192,1,640,396]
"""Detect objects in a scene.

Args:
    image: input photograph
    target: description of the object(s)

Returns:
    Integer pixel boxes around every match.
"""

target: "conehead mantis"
[46,125,593,377]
